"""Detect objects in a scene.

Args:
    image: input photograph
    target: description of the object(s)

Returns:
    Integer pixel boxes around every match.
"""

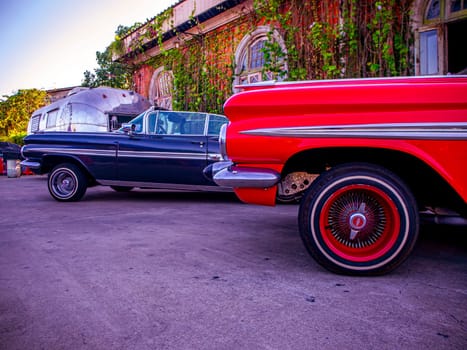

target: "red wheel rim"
[319,184,401,262]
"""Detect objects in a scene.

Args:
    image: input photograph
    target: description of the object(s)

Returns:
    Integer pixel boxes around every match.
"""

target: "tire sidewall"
[299,165,419,275]
[48,163,87,201]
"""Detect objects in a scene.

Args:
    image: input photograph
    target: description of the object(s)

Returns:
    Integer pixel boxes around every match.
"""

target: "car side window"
[157,112,207,135]
[181,113,206,135]
[147,112,157,134]
[155,112,171,134]
[208,115,228,135]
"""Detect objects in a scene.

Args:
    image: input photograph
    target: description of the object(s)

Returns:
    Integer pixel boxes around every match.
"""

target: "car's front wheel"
[48,163,87,202]
[298,163,419,275]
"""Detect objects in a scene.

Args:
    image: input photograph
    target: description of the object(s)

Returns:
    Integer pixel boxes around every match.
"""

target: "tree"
[82,25,134,89]
[0,89,49,139]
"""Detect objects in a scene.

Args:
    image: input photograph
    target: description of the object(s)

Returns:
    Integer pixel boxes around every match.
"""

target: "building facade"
[114,0,467,113]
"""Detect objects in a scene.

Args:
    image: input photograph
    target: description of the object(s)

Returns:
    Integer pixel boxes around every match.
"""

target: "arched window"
[426,0,440,19]
[149,67,174,110]
[450,0,467,12]
[416,0,467,75]
[238,38,268,85]
[233,26,287,91]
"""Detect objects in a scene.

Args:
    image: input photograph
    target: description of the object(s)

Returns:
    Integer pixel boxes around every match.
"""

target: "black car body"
[21,108,230,201]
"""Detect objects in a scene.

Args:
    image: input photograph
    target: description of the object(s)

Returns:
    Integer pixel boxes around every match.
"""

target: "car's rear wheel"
[48,163,87,202]
[298,163,419,275]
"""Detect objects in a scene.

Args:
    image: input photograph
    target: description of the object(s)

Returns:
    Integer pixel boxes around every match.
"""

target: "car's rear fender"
[41,155,96,185]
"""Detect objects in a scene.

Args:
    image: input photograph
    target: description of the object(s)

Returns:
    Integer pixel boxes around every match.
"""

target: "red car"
[205,76,467,275]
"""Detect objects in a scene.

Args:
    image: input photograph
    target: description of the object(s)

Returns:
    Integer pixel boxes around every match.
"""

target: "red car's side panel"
[225,78,467,121]
[223,76,467,206]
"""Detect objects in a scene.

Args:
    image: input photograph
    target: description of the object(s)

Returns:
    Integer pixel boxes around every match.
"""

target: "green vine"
[109,0,414,113]
[253,0,413,79]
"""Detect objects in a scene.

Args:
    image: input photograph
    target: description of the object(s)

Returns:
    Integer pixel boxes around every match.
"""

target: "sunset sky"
[0,0,178,97]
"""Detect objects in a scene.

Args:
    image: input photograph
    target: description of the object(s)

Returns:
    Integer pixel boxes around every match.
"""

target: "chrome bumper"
[204,161,280,188]
[20,160,41,169]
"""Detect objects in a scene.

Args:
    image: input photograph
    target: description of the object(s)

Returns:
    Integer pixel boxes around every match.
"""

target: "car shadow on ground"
[28,175,240,204]
[415,224,467,257]
[85,187,241,204]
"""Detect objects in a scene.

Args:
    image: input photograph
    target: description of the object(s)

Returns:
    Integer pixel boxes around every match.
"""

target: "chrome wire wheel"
[299,163,419,275]
[320,184,400,263]
[48,163,87,201]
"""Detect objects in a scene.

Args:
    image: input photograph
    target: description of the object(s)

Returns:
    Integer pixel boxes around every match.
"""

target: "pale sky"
[0,0,179,97]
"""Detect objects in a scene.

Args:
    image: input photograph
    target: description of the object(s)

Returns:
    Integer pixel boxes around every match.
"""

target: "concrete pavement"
[0,175,466,349]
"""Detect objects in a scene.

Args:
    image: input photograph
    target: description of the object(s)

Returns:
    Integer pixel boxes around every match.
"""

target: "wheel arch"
[282,147,466,214]
[41,155,96,185]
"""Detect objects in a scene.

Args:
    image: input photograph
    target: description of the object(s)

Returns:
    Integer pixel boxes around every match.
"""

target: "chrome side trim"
[23,147,115,157]
[117,150,205,160]
[241,122,467,140]
[207,153,224,161]
[98,179,232,192]
[212,164,280,188]
[23,146,209,161]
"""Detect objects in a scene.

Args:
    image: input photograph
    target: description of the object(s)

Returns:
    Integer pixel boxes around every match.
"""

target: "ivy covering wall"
[265,0,415,80]
[118,0,415,114]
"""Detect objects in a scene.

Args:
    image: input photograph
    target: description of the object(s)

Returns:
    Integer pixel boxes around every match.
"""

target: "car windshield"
[127,112,145,133]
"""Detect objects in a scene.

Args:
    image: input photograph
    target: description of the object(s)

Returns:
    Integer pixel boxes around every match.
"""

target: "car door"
[116,111,212,186]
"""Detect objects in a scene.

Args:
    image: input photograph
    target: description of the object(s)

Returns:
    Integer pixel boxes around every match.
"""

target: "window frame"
[233,26,288,92]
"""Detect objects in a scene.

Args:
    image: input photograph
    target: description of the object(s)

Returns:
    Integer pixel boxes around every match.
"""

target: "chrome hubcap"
[349,203,367,240]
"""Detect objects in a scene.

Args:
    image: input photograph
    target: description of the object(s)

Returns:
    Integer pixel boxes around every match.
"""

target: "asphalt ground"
[0,175,466,350]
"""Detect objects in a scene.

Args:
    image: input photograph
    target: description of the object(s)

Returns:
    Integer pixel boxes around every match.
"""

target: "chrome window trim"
[218,123,228,160]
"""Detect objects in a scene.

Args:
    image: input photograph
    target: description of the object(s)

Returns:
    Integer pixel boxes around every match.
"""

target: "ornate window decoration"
[233,26,288,91]
[149,67,174,110]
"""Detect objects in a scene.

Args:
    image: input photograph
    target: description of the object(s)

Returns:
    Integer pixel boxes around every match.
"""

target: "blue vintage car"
[21,108,230,201]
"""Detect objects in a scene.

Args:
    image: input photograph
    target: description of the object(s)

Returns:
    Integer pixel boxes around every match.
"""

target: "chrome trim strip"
[241,122,467,140]
[117,150,206,160]
[23,147,115,157]
[23,146,210,161]
[212,165,280,188]
[98,179,232,192]
[207,153,223,161]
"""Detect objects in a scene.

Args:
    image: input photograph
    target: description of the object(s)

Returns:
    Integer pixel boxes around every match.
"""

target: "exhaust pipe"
[420,213,467,227]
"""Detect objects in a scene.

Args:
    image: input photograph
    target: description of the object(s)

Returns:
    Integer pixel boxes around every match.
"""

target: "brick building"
[113,0,467,113]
